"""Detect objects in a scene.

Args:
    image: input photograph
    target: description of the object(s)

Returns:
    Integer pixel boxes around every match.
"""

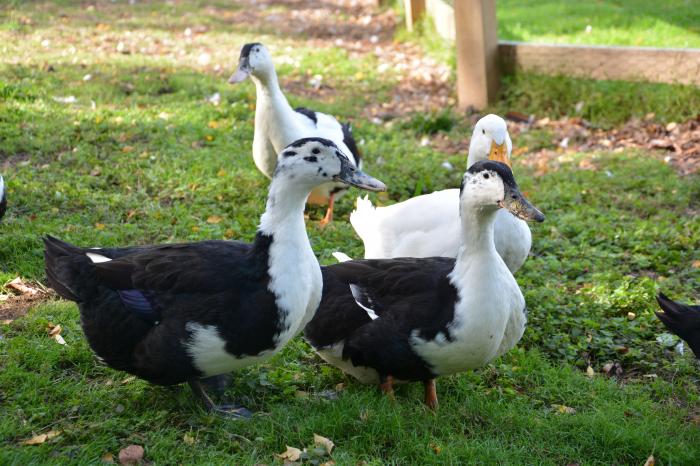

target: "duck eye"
[482,129,485,135]
[483,173,489,179]
[312,148,320,154]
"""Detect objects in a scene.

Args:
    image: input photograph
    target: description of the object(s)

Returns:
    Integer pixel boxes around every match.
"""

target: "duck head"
[467,114,512,168]
[460,160,544,222]
[229,42,274,83]
[274,138,386,192]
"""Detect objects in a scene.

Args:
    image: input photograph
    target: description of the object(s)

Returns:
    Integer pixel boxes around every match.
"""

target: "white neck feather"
[251,70,298,128]
[258,175,323,347]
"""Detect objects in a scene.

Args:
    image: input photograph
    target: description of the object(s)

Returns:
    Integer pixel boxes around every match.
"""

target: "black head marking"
[240,42,262,60]
[283,150,297,158]
[304,156,318,162]
[287,137,336,149]
[467,160,518,190]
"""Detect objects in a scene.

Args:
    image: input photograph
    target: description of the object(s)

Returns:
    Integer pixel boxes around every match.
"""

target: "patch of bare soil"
[0,278,54,321]
[429,113,700,176]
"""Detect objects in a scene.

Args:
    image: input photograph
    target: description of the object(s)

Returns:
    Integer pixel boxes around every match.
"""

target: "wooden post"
[404,0,426,32]
[454,0,499,110]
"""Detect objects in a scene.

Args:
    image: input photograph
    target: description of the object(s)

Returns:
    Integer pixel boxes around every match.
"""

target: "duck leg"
[423,379,438,410]
[379,374,395,400]
[188,379,252,419]
[319,193,336,227]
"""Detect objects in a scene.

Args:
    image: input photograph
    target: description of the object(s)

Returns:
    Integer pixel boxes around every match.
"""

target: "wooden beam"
[499,42,700,86]
[404,0,426,32]
[454,0,500,110]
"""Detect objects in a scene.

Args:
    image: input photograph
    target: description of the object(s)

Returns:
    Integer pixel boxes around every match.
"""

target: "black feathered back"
[656,293,700,358]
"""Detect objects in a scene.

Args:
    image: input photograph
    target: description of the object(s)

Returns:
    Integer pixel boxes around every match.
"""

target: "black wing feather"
[305,257,458,381]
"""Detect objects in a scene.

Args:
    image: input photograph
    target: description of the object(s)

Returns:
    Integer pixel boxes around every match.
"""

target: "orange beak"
[488,141,510,167]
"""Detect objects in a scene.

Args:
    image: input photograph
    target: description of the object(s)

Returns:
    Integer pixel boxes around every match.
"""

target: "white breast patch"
[184,322,273,376]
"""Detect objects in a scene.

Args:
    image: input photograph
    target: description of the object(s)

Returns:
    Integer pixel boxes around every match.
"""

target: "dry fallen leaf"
[643,455,655,466]
[121,376,136,385]
[692,260,700,269]
[47,324,67,345]
[118,445,144,465]
[21,430,61,445]
[313,433,334,455]
[206,215,223,224]
[183,433,195,445]
[101,452,115,463]
[277,445,302,462]
[7,277,39,296]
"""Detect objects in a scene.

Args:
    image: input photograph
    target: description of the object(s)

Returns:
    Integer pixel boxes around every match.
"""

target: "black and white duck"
[229,42,365,225]
[656,293,700,358]
[305,161,544,409]
[348,115,533,274]
[0,174,6,220]
[44,138,386,417]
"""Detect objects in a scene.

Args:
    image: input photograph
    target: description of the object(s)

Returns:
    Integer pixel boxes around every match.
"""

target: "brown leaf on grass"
[206,215,223,224]
[692,260,700,268]
[21,430,61,445]
[183,433,195,445]
[7,277,39,296]
[47,323,67,345]
[101,452,115,463]
[643,455,655,466]
[277,445,302,462]
[313,434,334,455]
[118,445,144,465]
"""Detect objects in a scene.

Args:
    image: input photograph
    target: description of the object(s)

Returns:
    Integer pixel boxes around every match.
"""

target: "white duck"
[229,42,363,225]
[348,114,532,273]
[305,161,544,408]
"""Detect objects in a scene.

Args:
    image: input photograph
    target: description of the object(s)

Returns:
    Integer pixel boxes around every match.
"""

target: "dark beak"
[334,157,386,192]
[498,185,544,222]
[228,57,251,84]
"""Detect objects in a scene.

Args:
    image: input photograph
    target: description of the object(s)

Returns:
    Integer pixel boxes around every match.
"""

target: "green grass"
[1,1,699,464]
[497,0,700,48]
[438,0,700,48]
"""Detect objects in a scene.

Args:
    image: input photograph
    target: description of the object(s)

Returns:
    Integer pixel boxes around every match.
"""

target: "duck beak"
[488,140,510,167]
[334,157,386,192]
[228,57,251,83]
[499,185,544,223]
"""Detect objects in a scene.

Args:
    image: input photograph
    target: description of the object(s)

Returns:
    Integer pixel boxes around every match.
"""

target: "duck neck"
[251,70,296,121]
[258,176,310,242]
[454,205,499,267]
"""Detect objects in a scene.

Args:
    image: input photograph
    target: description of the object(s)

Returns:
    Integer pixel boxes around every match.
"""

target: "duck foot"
[188,379,252,419]
[319,194,335,227]
[379,374,395,400]
[423,379,438,410]
[199,374,233,397]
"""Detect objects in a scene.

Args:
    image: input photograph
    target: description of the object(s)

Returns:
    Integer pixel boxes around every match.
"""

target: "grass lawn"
[1,1,699,464]
[441,0,700,48]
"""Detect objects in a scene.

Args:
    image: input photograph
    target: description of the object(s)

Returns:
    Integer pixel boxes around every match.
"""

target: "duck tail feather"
[43,236,89,302]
